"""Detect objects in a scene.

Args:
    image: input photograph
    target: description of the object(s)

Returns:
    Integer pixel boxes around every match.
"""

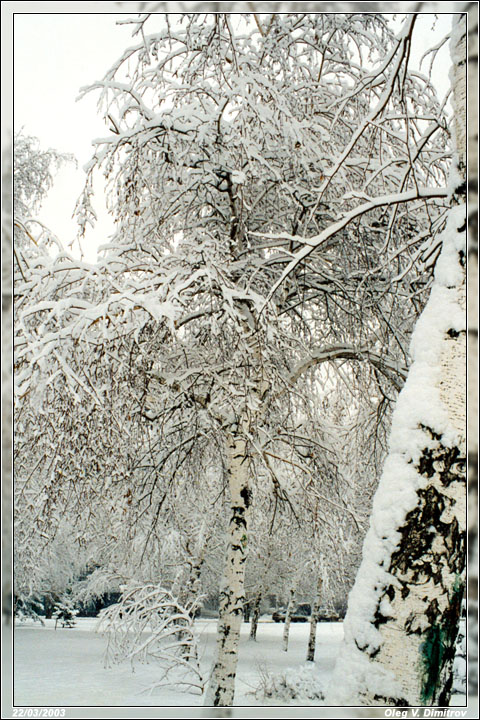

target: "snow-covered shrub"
[97,583,203,695]
[14,594,45,625]
[254,664,325,705]
[52,597,79,628]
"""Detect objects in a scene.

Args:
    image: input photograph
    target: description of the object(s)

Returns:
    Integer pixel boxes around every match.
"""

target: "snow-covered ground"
[12,617,467,711]
[13,617,340,707]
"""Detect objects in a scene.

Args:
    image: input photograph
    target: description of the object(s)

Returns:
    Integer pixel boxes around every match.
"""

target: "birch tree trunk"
[327,14,467,707]
[466,3,478,699]
[249,590,262,641]
[283,585,296,652]
[204,427,251,707]
[306,577,322,663]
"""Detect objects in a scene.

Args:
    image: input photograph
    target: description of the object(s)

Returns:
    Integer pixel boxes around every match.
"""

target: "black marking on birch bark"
[373,695,409,707]
[419,580,464,704]
[438,675,453,706]
[354,639,369,653]
[374,434,465,703]
[213,687,222,706]
[230,509,247,528]
[240,486,252,509]
[418,425,442,440]
[405,611,423,635]
[447,328,461,338]
[388,484,465,585]
[385,585,395,601]
[455,184,467,204]
[373,610,391,628]
[417,443,464,486]
[368,434,466,702]
[468,452,478,556]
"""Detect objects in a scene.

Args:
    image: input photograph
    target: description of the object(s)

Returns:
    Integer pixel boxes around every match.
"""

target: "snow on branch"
[263,186,449,306]
[97,583,204,695]
[290,345,408,391]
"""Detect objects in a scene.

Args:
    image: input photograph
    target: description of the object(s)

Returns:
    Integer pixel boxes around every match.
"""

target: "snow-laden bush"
[52,597,79,628]
[14,594,45,625]
[97,583,203,695]
[254,664,325,705]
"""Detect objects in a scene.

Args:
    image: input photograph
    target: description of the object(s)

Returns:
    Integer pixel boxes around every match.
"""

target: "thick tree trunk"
[306,577,322,663]
[466,3,478,699]
[283,585,296,652]
[204,428,251,707]
[327,15,467,707]
[249,591,262,641]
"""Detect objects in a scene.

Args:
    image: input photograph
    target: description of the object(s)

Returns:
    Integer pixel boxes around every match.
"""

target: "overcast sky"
[8,5,136,260]
[5,3,454,262]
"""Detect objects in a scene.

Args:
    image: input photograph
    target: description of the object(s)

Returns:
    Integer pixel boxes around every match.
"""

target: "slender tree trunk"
[306,577,322,662]
[249,590,262,641]
[173,523,209,661]
[173,521,208,610]
[327,15,467,707]
[204,427,251,707]
[283,584,296,652]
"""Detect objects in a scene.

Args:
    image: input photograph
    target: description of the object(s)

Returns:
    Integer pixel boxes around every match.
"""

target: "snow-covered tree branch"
[12,9,466,708]
[327,13,467,707]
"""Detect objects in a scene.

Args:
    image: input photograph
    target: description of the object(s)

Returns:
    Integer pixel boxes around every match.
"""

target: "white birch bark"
[466,3,478,698]
[283,584,296,652]
[327,14,467,707]
[204,313,269,705]
[306,577,323,663]
[204,427,251,707]
[249,590,262,641]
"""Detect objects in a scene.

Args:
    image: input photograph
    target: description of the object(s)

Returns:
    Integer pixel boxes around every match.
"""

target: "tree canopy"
[12,10,464,708]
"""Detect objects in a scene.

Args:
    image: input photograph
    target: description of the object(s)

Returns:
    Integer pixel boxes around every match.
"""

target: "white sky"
[4,3,455,263]
[6,4,138,260]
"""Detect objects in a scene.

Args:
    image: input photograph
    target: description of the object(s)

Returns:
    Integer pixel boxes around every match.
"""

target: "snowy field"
[13,617,342,707]
[12,617,469,713]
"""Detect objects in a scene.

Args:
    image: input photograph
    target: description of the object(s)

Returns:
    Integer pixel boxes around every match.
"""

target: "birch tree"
[306,575,323,663]
[326,14,467,706]
[15,11,452,706]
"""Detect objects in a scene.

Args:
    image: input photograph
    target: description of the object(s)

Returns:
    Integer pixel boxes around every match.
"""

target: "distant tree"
[13,132,73,258]
[52,595,79,629]
[13,133,78,622]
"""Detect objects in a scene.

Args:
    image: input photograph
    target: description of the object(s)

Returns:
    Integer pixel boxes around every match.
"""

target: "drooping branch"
[262,186,449,306]
[289,345,408,391]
